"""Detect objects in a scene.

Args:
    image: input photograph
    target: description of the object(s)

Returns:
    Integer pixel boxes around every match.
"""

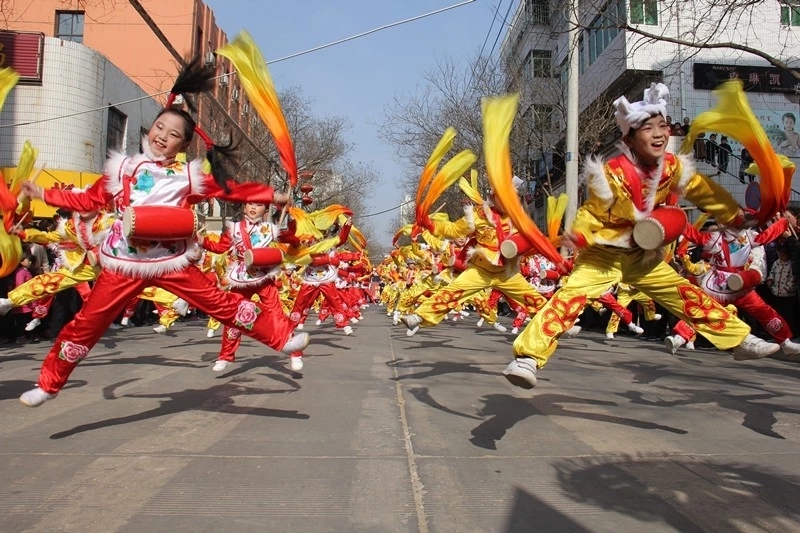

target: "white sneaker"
[597,307,607,315]
[524,317,531,323]
[400,314,422,331]
[19,387,57,407]
[350,317,359,324]
[733,334,780,361]
[290,355,304,371]
[563,325,582,338]
[120,317,130,326]
[25,318,41,332]
[781,339,800,356]
[476,318,485,328]
[392,311,400,325]
[296,323,304,331]
[460,311,470,317]
[511,327,519,335]
[315,319,322,326]
[108,323,122,330]
[502,358,538,389]
[653,313,662,321]
[685,341,695,350]
[606,332,615,339]
[153,325,168,334]
[212,360,232,372]
[343,325,354,336]
[628,323,644,335]
[206,328,215,338]
[664,334,686,355]
[0,297,12,315]
[281,332,310,355]
[406,326,420,337]
[493,323,508,333]
[172,298,189,316]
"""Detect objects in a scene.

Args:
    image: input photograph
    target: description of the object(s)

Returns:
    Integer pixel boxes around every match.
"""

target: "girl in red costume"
[17,61,309,407]
[199,201,300,372]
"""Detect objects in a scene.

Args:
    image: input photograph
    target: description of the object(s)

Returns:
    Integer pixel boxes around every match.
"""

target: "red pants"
[36,267,294,393]
[596,292,633,325]
[674,290,791,343]
[290,282,348,328]
[218,281,295,362]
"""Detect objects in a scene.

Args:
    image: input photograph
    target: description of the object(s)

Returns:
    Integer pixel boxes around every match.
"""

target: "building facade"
[0,34,161,216]
[501,0,800,221]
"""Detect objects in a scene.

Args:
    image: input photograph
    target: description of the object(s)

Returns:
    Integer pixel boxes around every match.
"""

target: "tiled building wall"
[0,38,159,173]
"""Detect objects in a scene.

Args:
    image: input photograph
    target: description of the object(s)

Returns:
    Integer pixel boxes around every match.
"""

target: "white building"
[0,33,160,217]
[500,0,800,217]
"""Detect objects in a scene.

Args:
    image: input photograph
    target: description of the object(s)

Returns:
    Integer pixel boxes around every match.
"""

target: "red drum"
[123,206,198,241]
[244,248,284,268]
[633,206,688,250]
[727,269,762,291]
[539,269,559,281]
[500,233,534,258]
[86,249,99,266]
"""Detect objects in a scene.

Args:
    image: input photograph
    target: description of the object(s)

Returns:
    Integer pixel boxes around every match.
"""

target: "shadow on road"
[469,394,688,451]
[553,456,800,531]
[49,378,308,439]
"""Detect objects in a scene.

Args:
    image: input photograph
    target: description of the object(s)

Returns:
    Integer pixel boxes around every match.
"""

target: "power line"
[475,0,515,83]
[0,0,478,130]
[354,200,413,219]
[269,0,477,64]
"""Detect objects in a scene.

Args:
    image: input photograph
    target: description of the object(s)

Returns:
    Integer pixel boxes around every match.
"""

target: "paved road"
[1,308,800,532]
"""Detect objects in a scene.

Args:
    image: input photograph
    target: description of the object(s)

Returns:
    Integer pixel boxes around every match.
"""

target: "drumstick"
[432,202,446,214]
[16,165,46,202]
[9,211,32,235]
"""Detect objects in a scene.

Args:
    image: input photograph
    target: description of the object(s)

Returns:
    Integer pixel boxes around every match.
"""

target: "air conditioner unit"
[231,88,240,102]
[242,103,250,115]
[219,73,229,87]
[204,51,216,66]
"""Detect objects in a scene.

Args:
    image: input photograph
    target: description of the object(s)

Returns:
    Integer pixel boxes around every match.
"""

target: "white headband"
[613,82,669,136]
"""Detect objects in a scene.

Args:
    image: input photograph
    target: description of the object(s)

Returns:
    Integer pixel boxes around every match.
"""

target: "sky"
[204,0,502,245]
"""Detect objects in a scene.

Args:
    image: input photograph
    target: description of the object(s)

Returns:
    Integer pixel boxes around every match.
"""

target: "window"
[588,0,622,65]
[532,104,554,131]
[525,0,550,25]
[522,104,553,131]
[630,0,658,25]
[106,107,127,152]
[781,1,800,26]
[524,50,553,79]
[56,11,84,43]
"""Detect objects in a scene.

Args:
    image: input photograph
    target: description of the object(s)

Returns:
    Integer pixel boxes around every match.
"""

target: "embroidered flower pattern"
[678,285,730,332]
[428,289,466,314]
[58,340,89,363]
[29,272,67,297]
[541,294,587,337]
[226,327,242,340]
[234,300,261,330]
[133,170,155,193]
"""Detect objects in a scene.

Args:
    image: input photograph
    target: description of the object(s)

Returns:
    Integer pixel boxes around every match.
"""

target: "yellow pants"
[513,245,750,367]
[139,286,180,307]
[159,309,180,328]
[416,265,547,327]
[8,264,100,307]
[607,288,657,333]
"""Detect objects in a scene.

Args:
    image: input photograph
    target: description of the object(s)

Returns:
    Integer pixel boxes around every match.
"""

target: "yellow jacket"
[572,151,740,248]
[22,212,114,272]
[432,204,515,273]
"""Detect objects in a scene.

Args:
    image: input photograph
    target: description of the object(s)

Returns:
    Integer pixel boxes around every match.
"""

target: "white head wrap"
[613,82,670,136]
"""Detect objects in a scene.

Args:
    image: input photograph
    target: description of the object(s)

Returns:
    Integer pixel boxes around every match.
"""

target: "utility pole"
[563,0,580,233]
[127,0,278,172]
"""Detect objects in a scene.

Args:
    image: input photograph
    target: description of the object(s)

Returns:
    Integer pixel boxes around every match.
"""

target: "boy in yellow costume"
[504,83,779,389]
[400,182,549,335]
[0,209,113,316]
